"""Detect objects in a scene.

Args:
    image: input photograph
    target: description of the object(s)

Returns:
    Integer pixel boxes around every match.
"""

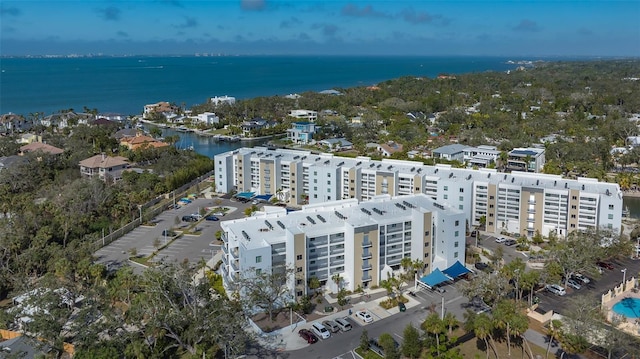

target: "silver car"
[322,320,340,333]
[566,279,582,290]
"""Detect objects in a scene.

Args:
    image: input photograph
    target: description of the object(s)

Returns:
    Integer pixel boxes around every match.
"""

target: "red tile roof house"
[19,142,64,156]
[79,154,129,182]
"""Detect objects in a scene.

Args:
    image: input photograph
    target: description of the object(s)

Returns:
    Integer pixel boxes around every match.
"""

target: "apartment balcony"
[362,264,372,271]
[387,236,404,245]
[362,275,372,282]
[221,265,229,280]
[221,254,229,266]
[330,259,345,267]
[221,244,229,255]
[362,241,372,248]
[387,246,403,255]
[362,253,372,260]
[230,247,239,259]
[230,260,239,272]
[330,248,344,256]
[221,233,228,243]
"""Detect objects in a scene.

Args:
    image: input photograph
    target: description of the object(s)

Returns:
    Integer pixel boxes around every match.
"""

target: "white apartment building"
[220,194,466,299]
[215,147,623,239]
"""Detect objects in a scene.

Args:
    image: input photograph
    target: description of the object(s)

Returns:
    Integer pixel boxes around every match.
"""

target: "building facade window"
[297,255,302,260]
[256,256,262,263]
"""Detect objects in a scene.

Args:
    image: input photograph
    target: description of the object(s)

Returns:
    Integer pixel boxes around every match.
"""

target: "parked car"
[322,320,340,333]
[475,262,489,271]
[182,215,198,222]
[566,279,582,290]
[572,273,591,284]
[495,236,507,243]
[597,261,614,270]
[355,310,373,323]
[190,213,203,220]
[545,284,567,296]
[334,317,352,332]
[298,329,318,344]
[369,337,400,357]
[311,322,331,339]
[205,215,219,221]
[161,229,176,237]
[504,239,517,246]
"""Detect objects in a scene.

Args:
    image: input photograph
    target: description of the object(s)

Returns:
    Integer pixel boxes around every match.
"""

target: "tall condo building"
[220,194,466,299]
[215,147,622,238]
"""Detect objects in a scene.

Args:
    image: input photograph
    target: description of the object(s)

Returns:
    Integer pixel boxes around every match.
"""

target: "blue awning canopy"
[443,261,472,278]
[253,194,272,201]
[235,192,255,199]
[419,268,452,287]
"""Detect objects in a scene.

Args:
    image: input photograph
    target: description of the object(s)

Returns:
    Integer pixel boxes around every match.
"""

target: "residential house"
[195,112,220,125]
[240,118,273,137]
[378,142,404,157]
[463,145,500,168]
[19,142,64,156]
[288,110,318,122]
[113,128,140,140]
[210,95,236,106]
[41,111,93,129]
[119,133,169,151]
[285,93,301,99]
[287,122,318,144]
[507,147,546,172]
[432,144,469,162]
[97,112,126,122]
[79,154,130,182]
[319,89,342,95]
[318,138,353,152]
[18,133,40,144]
[0,113,32,133]
[143,102,177,119]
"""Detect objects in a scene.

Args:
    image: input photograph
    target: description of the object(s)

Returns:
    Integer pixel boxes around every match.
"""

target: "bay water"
[1,56,515,116]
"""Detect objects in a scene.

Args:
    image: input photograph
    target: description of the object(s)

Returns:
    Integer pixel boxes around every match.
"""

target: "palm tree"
[474,313,497,359]
[511,313,533,359]
[493,300,516,356]
[422,312,445,356]
[545,319,562,358]
[331,273,342,292]
[443,312,458,335]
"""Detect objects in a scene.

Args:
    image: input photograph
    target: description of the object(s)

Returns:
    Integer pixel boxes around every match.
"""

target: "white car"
[190,213,203,220]
[572,273,590,284]
[355,310,373,323]
[545,284,567,296]
[495,236,507,243]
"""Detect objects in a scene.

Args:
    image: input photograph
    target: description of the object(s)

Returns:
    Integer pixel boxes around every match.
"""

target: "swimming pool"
[612,297,640,318]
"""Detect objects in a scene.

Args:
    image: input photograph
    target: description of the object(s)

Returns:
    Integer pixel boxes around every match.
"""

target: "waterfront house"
[143,102,177,119]
[113,128,139,140]
[119,133,169,151]
[240,118,274,137]
[18,133,40,144]
[79,154,130,182]
[195,112,220,125]
[287,122,318,144]
[97,112,126,122]
[41,111,93,129]
[1,113,32,134]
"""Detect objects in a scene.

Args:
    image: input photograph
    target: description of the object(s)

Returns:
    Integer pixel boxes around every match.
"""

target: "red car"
[298,329,318,344]
[597,261,614,270]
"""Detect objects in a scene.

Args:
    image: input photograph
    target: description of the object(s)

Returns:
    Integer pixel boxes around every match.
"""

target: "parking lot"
[95,196,256,273]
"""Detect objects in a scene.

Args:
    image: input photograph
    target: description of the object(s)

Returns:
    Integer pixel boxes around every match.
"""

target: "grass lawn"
[354,347,382,359]
[455,327,548,359]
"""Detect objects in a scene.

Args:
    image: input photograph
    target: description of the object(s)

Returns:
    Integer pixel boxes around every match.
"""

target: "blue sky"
[1,0,639,56]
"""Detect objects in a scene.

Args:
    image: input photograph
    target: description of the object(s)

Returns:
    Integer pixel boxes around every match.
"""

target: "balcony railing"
[362,275,372,282]
[362,264,372,271]
[231,260,239,272]
[362,253,372,260]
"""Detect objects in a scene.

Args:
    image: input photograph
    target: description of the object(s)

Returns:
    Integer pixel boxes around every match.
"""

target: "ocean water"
[0,56,515,116]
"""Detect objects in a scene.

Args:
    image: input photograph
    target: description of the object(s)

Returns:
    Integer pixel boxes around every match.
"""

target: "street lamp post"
[622,268,628,291]
[138,205,143,224]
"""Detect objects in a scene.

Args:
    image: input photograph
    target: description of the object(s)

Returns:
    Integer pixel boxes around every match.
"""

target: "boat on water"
[176,126,193,133]
[218,135,240,142]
